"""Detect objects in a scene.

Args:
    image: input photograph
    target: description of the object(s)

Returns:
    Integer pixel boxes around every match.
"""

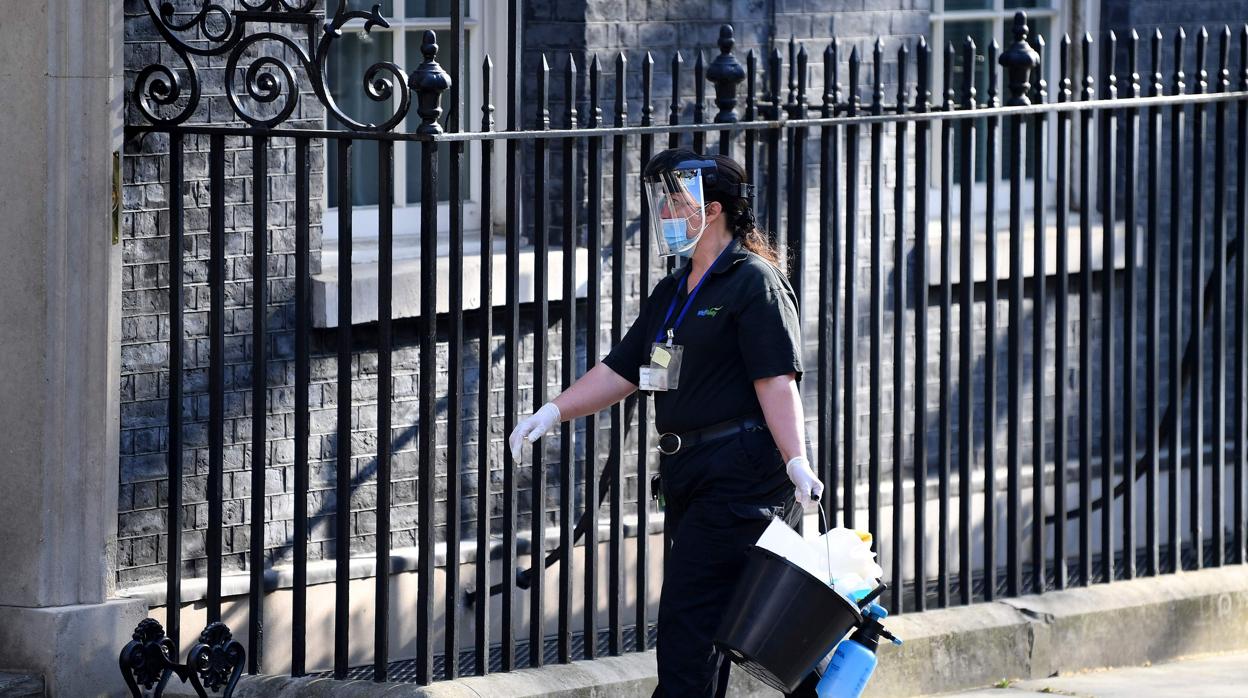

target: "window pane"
[405,29,470,204]
[407,0,455,17]
[945,0,993,10]
[407,141,455,205]
[1022,17,1053,71]
[1005,0,1053,8]
[326,30,395,207]
[329,0,467,19]
[326,29,396,122]
[946,20,994,183]
[407,29,470,102]
[328,140,383,209]
[328,0,396,18]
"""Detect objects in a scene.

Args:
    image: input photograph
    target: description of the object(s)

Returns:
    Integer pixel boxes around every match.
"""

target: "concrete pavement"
[932,651,1248,697]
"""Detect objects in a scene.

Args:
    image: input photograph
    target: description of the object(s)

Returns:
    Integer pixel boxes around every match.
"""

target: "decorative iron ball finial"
[999,11,1040,106]
[708,24,747,123]
[411,30,452,135]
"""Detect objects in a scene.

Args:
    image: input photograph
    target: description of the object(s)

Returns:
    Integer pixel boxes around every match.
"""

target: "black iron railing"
[119,1,1248,694]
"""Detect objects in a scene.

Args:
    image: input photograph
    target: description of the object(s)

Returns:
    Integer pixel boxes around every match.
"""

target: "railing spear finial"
[412,30,452,135]
[708,24,747,124]
[999,11,1041,106]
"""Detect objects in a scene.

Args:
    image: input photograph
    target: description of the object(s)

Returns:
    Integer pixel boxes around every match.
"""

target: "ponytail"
[723,196,783,269]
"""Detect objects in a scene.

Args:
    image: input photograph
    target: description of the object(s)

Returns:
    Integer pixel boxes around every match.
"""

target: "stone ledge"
[870,565,1248,697]
[119,513,665,608]
[923,219,1137,287]
[1001,566,1248,682]
[313,246,592,328]
[159,565,1248,697]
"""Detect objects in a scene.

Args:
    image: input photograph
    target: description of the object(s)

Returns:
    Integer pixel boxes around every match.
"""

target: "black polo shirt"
[602,239,803,435]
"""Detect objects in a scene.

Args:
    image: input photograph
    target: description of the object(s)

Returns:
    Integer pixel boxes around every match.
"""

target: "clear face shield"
[643,165,710,258]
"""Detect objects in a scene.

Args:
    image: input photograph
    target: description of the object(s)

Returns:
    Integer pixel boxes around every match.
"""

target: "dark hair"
[704,154,782,269]
[643,148,782,269]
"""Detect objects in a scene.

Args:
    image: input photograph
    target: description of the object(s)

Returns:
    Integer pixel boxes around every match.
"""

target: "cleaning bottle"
[815,602,901,698]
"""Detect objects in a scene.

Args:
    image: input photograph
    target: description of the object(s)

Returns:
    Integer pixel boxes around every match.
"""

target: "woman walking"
[509,148,823,697]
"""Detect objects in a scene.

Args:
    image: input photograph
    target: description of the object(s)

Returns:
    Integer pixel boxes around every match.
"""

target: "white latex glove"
[786,456,824,510]
[508,402,561,461]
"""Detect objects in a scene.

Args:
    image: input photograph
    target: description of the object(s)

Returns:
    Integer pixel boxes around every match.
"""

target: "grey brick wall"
[1101,0,1248,33]
[118,0,628,590]
[783,2,1248,503]
[120,0,330,586]
[1099,0,1248,468]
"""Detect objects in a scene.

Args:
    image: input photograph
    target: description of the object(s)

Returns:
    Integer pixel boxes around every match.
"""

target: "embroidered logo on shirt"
[696,305,723,318]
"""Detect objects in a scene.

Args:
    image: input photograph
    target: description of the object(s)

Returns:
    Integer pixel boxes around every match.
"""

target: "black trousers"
[650,426,821,698]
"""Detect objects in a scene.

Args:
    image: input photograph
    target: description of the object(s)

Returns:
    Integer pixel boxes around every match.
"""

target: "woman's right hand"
[508,402,561,461]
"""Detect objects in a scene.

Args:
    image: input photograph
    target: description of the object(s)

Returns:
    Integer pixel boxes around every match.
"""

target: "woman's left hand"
[785,456,824,510]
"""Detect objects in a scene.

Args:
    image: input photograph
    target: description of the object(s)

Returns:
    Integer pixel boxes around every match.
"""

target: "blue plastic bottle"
[816,603,899,698]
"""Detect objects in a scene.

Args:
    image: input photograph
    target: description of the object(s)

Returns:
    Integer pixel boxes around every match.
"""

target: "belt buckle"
[657,432,682,455]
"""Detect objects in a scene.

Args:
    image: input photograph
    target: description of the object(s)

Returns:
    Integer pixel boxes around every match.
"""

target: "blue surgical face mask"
[662,216,700,258]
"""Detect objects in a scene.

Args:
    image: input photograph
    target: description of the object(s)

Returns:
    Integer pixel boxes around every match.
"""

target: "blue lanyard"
[653,244,733,344]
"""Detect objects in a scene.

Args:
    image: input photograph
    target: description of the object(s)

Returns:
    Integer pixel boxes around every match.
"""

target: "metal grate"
[320,623,659,683]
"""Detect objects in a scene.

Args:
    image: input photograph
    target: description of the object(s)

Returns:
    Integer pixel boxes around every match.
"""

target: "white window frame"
[322,0,510,267]
[929,0,1070,216]
[311,4,593,327]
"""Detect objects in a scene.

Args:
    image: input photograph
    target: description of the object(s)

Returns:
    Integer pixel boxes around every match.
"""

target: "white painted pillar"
[0,1,145,695]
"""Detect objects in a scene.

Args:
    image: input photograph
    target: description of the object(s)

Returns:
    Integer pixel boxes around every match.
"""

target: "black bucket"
[713,545,863,693]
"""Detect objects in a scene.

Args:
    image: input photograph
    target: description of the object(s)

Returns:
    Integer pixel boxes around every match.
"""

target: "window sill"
[312,241,592,328]
[925,218,1141,287]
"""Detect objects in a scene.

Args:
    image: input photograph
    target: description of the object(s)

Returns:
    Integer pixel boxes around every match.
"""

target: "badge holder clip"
[640,329,683,392]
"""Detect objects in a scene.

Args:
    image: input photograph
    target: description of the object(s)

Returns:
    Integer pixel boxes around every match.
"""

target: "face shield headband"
[643,159,715,258]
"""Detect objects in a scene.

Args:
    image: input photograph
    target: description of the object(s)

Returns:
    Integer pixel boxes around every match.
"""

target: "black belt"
[657,415,767,455]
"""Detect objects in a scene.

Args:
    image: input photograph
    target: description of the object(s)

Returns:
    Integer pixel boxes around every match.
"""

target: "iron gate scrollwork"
[122,0,449,694]
[133,0,412,131]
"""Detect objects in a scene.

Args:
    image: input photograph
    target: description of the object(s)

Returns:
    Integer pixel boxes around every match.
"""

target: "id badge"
[640,342,684,392]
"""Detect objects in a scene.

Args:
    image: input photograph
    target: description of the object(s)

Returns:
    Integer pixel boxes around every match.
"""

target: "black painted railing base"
[318,622,660,683]
[898,537,1242,612]
[119,619,245,698]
